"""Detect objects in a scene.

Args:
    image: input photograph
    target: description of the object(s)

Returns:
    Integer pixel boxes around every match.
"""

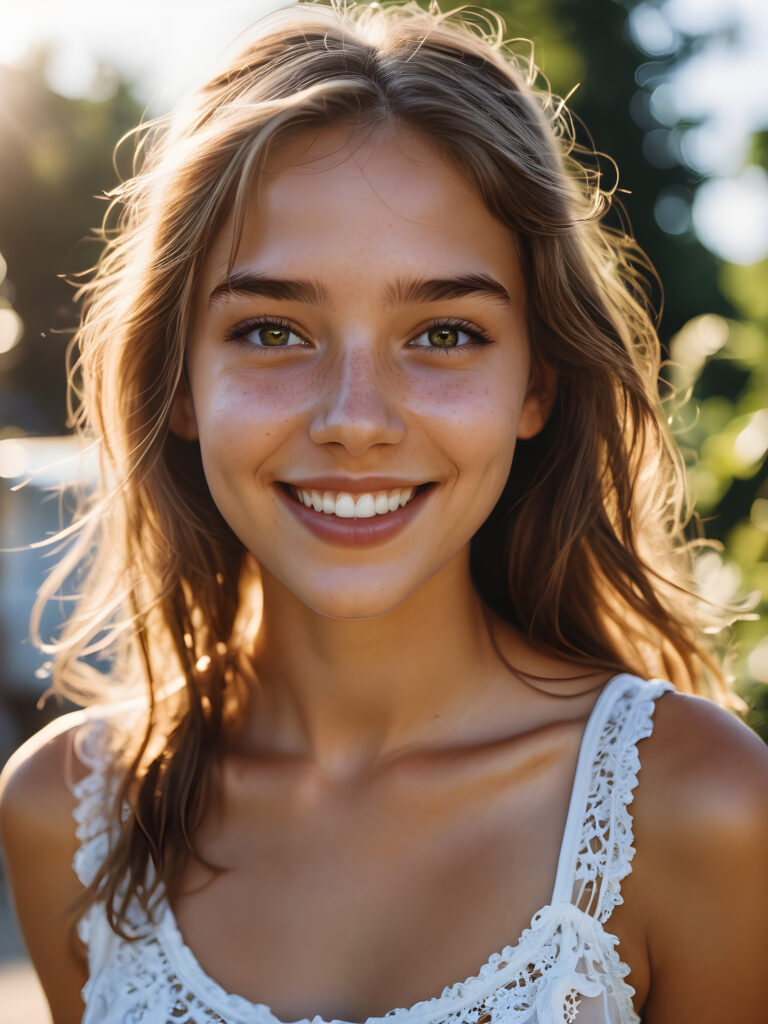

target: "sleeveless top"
[71,672,674,1024]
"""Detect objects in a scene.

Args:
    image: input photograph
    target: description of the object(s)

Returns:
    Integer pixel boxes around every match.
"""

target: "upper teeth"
[290,486,418,518]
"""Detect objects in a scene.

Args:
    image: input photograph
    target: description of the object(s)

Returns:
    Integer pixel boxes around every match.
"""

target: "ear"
[517,360,557,440]
[168,372,199,441]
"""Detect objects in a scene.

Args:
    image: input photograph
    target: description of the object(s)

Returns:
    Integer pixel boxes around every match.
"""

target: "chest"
[167,721,647,1022]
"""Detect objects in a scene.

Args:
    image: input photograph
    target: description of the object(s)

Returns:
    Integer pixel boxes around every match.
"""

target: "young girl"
[1,2,767,1022]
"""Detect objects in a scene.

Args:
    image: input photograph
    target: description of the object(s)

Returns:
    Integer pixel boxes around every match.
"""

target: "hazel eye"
[408,320,494,351]
[258,325,294,346]
[427,326,461,348]
[225,318,309,349]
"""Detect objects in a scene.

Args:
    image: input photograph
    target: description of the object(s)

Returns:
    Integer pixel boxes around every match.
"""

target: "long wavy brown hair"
[36,0,741,935]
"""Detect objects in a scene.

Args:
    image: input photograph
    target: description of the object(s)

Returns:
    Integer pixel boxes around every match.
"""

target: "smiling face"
[172,123,554,619]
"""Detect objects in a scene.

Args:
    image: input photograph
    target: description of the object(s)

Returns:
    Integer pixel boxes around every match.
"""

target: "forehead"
[198,123,524,303]
[259,121,473,213]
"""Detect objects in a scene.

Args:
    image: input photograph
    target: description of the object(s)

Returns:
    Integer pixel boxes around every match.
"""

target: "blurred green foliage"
[0,2,765,737]
[669,271,768,739]
[487,0,768,736]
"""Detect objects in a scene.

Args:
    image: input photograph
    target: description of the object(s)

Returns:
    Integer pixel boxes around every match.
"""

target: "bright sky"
[1,0,767,263]
[0,0,281,110]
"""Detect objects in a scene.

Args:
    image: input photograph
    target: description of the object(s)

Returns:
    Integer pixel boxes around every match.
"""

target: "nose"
[308,339,407,455]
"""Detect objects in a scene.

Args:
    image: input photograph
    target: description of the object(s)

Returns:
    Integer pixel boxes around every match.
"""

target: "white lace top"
[71,672,673,1024]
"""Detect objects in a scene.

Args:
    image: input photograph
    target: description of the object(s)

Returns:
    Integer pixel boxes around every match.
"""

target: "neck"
[241,552,508,782]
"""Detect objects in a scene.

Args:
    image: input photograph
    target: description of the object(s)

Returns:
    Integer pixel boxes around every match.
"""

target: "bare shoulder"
[0,711,92,1024]
[0,710,91,834]
[638,688,768,827]
[0,709,92,893]
[630,688,768,1024]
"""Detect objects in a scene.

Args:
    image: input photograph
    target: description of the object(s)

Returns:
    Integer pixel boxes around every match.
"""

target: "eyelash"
[223,316,496,354]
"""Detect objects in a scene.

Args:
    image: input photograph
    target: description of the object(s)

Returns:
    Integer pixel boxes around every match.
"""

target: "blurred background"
[0,0,767,1018]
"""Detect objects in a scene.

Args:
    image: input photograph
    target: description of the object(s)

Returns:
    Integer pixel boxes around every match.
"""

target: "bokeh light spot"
[0,438,28,478]
[654,186,692,235]
[693,166,768,264]
[0,307,23,355]
[734,409,768,465]
[629,3,677,56]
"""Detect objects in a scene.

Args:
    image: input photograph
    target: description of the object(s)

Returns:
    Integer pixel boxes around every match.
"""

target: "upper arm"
[0,712,90,1024]
[634,691,768,1024]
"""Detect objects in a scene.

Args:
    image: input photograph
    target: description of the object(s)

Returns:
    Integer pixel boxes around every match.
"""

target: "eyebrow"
[383,273,512,306]
[206,270,511,311]
[207,271,329,310]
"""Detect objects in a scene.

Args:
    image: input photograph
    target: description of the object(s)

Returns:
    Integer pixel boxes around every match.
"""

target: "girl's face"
[174,124,554,618]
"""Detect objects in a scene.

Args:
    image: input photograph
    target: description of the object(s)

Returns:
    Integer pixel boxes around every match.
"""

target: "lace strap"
[70,715,122,889]
[69,701,151,985]
[552,675,674,923]
[70,700,147,888]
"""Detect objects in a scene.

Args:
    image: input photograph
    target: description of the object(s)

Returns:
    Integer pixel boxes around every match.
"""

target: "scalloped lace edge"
[593,682,674,926]
[70,680,671,1024]
[158,899,610,1023]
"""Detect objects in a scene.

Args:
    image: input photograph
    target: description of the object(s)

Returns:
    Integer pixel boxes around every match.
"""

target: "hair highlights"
[39,0,739,934]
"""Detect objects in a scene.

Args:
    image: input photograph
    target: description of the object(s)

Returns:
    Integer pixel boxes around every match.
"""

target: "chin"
[301,589,411,621]
[274,570,422,621]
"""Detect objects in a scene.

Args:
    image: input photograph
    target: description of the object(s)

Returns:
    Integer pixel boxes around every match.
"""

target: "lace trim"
[82,901,632,1024]
[72,718,118,880]
[71,706,151,952]
[71,677,670,1024]
[570,679,674,925]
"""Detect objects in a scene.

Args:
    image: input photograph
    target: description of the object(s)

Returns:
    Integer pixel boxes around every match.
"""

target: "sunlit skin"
[3,122,768,1024]
[170,123,569,782]
[161,126,647,1011]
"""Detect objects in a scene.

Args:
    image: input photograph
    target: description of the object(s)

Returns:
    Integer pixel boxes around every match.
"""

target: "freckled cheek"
[411,375,522,462]
[198,375,316,453]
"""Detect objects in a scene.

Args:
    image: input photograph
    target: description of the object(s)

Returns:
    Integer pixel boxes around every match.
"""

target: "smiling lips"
[276,480,434,546]
[288,485,418,518]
